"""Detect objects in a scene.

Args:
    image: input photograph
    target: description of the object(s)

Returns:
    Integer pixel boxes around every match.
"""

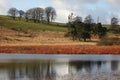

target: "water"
[0,54,120,80]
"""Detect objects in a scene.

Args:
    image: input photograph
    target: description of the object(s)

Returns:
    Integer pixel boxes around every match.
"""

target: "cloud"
[107,0,120,5]
[51,0,93,22]
[51,0,120,24]
[51,0,105,23]
[0,0,11,15]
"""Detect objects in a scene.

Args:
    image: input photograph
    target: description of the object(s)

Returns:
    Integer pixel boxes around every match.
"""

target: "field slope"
[0,15,67,32]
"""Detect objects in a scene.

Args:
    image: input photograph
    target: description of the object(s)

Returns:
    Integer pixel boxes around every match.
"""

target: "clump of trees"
[67,13,107,42]
[8,7,56,23]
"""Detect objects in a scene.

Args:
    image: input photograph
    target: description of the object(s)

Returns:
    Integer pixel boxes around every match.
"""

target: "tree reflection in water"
[8,62,56,80]
[0,61,120,80]
[69,61,120,74]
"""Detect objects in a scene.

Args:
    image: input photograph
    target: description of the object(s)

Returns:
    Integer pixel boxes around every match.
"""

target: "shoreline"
[0,45,120,54]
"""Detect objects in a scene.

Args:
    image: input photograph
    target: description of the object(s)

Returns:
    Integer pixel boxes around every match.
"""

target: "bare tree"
[25,12,29,22]
[51,10,56,22]
[84,15,94,24]
[111,17,119,27]
[32,7,44,22]
[111,17,119,33]
[25,8,34,21]
[18,10,25,20]
[68,13,74,23]
[68,13,82,23]
[45,7,56,23]
[25,7,44,22]
[74,16,82,22]
[8,7,18,20]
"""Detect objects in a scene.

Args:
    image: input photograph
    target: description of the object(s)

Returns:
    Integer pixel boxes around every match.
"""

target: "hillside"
[0,15,99,46]
[0,15,120,54]
[0,27,97,46]
[0,15,67,32]
[0,15,120,46]
[0,15,118,32]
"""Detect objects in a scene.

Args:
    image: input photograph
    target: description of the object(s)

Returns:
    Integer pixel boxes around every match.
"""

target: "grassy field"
[0,15,119,32]
[0,15,67,32]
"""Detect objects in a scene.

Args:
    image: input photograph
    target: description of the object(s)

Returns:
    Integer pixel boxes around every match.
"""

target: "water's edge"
[0,53,120,62]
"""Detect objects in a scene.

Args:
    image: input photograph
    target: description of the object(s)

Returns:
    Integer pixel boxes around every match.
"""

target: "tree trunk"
[47,18,50,24]
[84,38,86,42]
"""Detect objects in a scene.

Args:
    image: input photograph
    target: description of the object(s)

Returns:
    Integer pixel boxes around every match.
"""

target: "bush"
[98,37,120,46]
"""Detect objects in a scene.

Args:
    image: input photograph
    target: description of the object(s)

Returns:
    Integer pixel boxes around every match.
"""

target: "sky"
[0,0,120,24]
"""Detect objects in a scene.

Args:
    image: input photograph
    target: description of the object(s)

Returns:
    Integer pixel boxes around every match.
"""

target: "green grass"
[0,15,67,32]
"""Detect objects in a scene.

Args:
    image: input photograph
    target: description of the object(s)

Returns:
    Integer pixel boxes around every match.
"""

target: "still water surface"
[0,54,120,80]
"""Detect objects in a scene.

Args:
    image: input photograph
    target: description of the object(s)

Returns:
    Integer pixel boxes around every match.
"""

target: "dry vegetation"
[0,28,120,54]
[0,27,97,46]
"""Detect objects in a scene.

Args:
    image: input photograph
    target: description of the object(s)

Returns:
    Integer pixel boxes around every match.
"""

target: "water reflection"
[7,62,56,80]
[0,61,120,80]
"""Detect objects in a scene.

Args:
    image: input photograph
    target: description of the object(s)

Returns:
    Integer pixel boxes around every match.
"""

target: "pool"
[0,54,120,80]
